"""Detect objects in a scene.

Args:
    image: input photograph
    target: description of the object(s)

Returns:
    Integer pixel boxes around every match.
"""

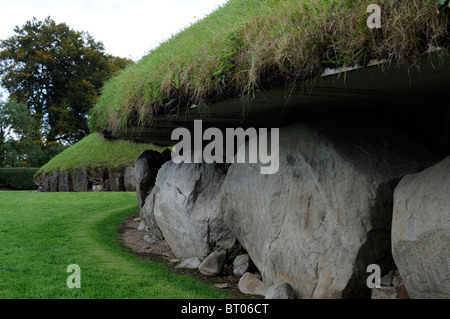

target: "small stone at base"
[214,283,231,289]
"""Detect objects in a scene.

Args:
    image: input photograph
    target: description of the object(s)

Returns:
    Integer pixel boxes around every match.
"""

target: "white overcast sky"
[0,0,229,61]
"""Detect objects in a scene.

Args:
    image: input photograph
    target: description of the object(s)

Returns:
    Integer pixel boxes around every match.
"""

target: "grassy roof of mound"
[89,0,450,137]
[37,133,166,175]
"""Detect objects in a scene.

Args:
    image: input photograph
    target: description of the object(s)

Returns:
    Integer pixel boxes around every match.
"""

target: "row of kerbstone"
[38,167,136,192]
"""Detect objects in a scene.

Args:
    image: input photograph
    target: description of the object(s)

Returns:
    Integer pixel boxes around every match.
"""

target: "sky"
[0,0,229,100]
[0,0,229,61]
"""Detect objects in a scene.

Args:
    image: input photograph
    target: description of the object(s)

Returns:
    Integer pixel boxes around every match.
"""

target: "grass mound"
[89,0,450,136]
[37,133,165,175]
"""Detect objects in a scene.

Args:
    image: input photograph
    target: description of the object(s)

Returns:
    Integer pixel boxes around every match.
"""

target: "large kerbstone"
[221,121,437,298]
[41,175,49,192]
[134,150,166,208]
[238,273,267,297]
[71,168,89,192]
[392,156,450,299]
[140,191,165,240]
[198,251,226,277]
[58,170,72,192]
[124,167,136,192]
[143,161,235,259]
[49,171,59,192]
[109,171,124,192]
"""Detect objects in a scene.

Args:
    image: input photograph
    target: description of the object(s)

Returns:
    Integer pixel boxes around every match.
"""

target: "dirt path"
[118,213,260,299]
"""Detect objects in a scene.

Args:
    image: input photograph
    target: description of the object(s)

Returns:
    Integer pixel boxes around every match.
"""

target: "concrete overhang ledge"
[117,50,450,145]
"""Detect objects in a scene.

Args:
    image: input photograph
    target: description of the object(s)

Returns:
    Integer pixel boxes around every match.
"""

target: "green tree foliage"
[0,98,64,167]
[439,0,450,8]
[0,96,5,167]
[0,17,132,145]
[0,167,39,190]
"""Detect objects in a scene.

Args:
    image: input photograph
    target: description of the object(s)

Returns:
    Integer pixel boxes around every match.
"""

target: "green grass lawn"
[0,191,229,299]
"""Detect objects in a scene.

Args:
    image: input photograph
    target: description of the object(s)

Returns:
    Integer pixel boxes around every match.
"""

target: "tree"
[0,96,5,167]
[0,98,64,167]
[0,17,132,145]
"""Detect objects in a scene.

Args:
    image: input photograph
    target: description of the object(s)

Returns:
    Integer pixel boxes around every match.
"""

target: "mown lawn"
[0,191,229,299]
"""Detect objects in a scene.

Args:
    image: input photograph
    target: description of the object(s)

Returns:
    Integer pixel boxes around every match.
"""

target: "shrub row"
[0,168,39,190]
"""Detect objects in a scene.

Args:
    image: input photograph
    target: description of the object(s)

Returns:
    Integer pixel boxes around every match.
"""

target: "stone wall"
[36,166,136,192]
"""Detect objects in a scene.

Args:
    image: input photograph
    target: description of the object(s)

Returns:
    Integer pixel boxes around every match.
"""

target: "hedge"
[0,168,39,190]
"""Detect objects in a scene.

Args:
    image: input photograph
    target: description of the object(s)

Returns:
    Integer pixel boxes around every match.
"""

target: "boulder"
[238,273,267,297]
[134,150,166,208]
[371,269,410,299]
[221,120,437,298]
[371,287,399,299]
[380,272,394,287]
[198,251,226,277]
[104,179,111,191]
[124,166,136,192]
[379,269,404,289]
[392,271,404,289]
[392,156,450,299]
[176,257,202,270]
[146,161,235,259]
[71,168,89,192]
[265,282,296,299]
[138,220,146,231]
[161,148,173,162]
[139,192,164,240]
[109,171,124,192]
[233,254,251,276]
[58,170,72,192]
[49,171,59,192]
[40,175,49,192]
